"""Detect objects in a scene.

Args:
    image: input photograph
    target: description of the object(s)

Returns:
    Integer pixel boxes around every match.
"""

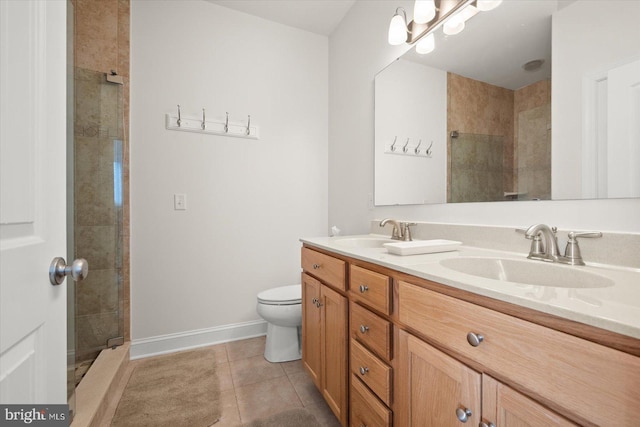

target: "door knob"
[49,257,89,285]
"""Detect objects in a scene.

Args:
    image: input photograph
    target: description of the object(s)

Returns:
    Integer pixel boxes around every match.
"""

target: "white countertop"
[300,234,640,340]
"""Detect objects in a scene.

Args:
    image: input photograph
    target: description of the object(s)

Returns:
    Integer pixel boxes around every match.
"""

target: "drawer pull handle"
[466,332,484,347]
[359,366,369,376]
[455,407,472,423]
[359,284,369,293]
[480,422,496,427]
[312,263,321,269]
[359,325,369,334]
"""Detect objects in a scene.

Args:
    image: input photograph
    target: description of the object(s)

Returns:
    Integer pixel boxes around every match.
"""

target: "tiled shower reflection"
[74,68,124,383]
[449,132,505,203]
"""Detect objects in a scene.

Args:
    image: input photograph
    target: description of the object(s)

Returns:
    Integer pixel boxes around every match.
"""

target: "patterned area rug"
[111,348,221,427]
[244,408,321,427]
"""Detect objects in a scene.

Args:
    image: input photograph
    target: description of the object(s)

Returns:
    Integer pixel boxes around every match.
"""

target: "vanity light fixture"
[414,0,436,24]
[388,7,409,45]
[416,33,435,54]
[388,0,499,55]
[443,5,479,35]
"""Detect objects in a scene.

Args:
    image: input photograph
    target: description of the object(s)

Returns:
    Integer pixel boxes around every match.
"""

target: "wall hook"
[403,138,410,153]
[426,140,433,156]
[414,139,422,155]
[390,136,397,152]
[224,112,229,133]
[246,115,251,136]
[177,105,182,127]
[201,108,206,130]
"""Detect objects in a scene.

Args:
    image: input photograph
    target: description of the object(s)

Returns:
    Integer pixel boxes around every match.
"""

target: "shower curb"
[71,342,130,427]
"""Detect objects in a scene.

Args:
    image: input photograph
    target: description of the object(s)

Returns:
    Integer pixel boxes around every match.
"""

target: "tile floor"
[100,336,341,427]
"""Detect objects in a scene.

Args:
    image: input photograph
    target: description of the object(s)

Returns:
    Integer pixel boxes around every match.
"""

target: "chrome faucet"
[379,219,415,241]
[520,224,602,265]
[524,224,561,262]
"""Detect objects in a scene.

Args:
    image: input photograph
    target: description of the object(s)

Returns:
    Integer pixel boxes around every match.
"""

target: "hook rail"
[165,110,259,139]
[385,136,433,157]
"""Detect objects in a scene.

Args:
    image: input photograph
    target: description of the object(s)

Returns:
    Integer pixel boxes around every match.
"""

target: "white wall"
[130,1,328,346]
[552,0,640,199]
[329,0,640,235]
[375,59,447,205]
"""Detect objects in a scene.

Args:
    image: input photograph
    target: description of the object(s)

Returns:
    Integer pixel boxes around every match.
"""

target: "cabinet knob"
[359,325,369,334]
[312,263,321,269]
[480,422,496,427]
[455,407,472,423]
[359,284,369,293]
[316,300,323,308]
[311,297,318,304]
[466,332,484,347]
[359,366,369,376]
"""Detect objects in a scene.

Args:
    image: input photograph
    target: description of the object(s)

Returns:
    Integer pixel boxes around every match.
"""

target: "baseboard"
[130,320,268,360]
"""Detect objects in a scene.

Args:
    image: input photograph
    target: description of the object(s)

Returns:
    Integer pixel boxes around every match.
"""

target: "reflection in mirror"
[374,0,640,206]
[375,0,554,205]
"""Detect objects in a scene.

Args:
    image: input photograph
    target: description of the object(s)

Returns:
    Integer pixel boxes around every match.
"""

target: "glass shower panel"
[73,68,124,383]
[449,132,505,203]
[516,104,552,200]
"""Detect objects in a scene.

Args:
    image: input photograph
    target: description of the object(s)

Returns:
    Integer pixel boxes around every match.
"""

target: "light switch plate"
[174,193,187,210]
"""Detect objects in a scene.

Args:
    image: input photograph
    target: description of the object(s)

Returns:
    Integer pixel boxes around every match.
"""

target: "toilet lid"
[257,284,301,305]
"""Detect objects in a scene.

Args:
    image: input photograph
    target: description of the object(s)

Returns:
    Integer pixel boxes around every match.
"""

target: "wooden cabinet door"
[302,273,322,389]
[397,330,481,427]
[321,284,348,426]
[482,375,579,427]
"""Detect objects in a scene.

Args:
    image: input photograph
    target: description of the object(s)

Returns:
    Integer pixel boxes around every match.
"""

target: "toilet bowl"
[256,284,302,363]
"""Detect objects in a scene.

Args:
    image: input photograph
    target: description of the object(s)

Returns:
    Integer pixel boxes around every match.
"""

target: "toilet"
[256,284,302,363]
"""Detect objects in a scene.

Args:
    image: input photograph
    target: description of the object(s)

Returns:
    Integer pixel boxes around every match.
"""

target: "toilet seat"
[257,284,301,305]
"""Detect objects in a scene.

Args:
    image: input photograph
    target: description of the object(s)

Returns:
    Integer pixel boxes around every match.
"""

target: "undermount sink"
[439,257,614,288]
[333,236,395,248]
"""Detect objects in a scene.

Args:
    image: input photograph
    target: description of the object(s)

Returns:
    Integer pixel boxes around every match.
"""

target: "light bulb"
[388,10,408,45]
[414,0,436,24]
[416,33,435,54]
[443,14,465,35]
[476,0,503,12]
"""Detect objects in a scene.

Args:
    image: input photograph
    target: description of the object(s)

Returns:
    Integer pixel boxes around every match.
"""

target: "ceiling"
[207,0,357,36]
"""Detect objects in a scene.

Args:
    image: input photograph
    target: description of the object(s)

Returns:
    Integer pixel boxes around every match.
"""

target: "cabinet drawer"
[350,339,392,406]
[398,281,640,427]
[350,375,392,427]
[349,265,391,314]
[350,302,392,360]
[301,247,346,291]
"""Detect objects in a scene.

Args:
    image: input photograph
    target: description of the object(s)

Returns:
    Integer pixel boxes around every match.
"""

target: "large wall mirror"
[374,0,640,206]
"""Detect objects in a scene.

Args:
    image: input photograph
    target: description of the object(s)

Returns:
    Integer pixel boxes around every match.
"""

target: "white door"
[607,58,640,198]
[1,0,68,403]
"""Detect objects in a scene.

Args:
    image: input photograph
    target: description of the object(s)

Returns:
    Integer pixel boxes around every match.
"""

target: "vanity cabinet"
[397,280,640,426]
[348,264,394,427]
[397,330,481,426]
[397,330,578,427]
[301,243,640,427]
[301,247,348,427]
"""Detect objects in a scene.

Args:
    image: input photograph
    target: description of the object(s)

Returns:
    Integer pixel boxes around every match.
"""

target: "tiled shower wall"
[73,0,130,361]
[514,80,552,200]
[447,72,551,202]
[447,72,514,202]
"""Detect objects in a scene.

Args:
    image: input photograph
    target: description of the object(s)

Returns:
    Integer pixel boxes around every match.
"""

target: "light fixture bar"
[407,0,475,44]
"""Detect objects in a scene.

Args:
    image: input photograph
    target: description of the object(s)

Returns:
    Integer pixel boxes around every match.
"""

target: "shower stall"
[71,67,125,384]
[449,131,506,203]
[66,0,129,420]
